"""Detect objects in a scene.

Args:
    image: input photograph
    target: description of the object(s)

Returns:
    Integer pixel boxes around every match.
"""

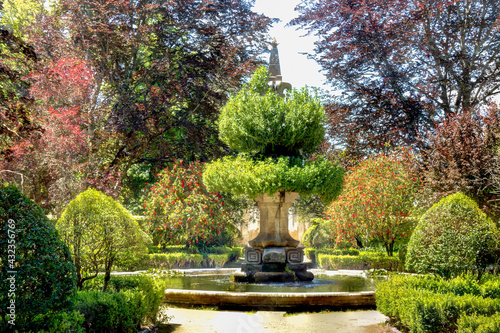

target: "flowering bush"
[325,149,421,256]
[143,160,246,249]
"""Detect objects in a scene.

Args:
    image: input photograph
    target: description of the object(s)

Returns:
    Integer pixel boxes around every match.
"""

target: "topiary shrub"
[0,186,76,331]
[218,66,325,158]
[204,67,344,206]
[57,188,152,291]
[406,192,499,279]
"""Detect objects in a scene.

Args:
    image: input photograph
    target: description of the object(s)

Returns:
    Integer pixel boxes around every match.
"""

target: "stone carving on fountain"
[234,191,314,282]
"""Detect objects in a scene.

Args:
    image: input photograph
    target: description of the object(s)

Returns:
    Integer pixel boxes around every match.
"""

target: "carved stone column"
[234,191,314,283]
[249,191,299,248]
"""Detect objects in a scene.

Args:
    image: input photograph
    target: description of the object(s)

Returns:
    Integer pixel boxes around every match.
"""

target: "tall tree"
[57,0,271,171]
[292,0,500,157]
[419,104,500,218]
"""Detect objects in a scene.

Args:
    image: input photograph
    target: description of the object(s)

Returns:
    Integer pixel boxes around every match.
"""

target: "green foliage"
[203,154,344,204]
[326,149,421,256]
[57,188,151,289]
[74,290,143,332]
[376,274,500,333]
[80,274,166,325]
[317,252,402,271]
[143,160,247,249]
[302,218,335,248]
[458,313,500,333]
[218,66,326,158]
[406,192,499,279]
[304,247,360,265]
[36,310,85,333]
[0,186,76,330]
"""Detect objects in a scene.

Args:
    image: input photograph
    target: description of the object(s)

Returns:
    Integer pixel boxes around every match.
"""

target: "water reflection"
[163,274,379,293]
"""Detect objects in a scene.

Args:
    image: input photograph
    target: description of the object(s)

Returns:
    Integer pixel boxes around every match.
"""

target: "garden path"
[159,307,398,333]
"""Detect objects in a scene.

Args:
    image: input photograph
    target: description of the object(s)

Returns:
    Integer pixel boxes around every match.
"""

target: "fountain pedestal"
[234,192,314,282]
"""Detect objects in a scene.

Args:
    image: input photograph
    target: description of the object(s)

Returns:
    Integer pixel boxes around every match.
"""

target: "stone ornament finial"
[268,38,292,97]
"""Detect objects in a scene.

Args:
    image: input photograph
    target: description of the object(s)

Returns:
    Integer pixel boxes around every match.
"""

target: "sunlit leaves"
[219,67,326,158]
[203,154,344,204]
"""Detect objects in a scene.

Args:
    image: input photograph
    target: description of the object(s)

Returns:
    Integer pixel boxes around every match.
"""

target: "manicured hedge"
[317,252,403,271]
[304,247,360,265]
[38,274,166,333]
[122,247,243,270]
[376,274,500,333]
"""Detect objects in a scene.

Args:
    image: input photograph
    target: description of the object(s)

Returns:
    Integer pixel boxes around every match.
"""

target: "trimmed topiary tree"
[0,186,76,331]
[218,66,326,158]
[57,188,151,291]
[406,192,499,279]
[204,66,344,205]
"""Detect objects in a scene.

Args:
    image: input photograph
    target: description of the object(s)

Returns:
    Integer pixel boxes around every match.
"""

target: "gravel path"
[158,308,396,333]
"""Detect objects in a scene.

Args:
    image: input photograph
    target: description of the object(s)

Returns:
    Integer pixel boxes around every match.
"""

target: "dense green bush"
[302,218,335,248]
[204,154,344,204]
[57,188,151,290]
[36,310,85,333]
[317,252,402,271]
[81,274,166,324]
[406,192,499,279]
[218,66,325,158]
[0,186,76,330]
[377,274,500,333]
[457,313,500,333]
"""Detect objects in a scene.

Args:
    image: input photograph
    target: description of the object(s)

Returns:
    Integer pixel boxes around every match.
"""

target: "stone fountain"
[234,41,314,283]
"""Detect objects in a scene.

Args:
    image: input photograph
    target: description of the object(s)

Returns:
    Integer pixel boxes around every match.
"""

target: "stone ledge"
[164,289,376,311]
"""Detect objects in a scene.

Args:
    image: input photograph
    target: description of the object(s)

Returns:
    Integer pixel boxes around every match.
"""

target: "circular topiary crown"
[218,66,325,158]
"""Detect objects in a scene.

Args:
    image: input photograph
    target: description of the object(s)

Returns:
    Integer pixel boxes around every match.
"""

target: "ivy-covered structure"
[204,41,344,282]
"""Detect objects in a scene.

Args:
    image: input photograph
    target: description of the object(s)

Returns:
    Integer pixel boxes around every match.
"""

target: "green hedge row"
[304,247,360,265]
[122,247,243,270]
[36,275,166,333]
[376,274,500,333]
[317,253,403,271]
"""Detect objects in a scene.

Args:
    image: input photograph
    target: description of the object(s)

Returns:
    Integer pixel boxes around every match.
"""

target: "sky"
[252,0,329,91]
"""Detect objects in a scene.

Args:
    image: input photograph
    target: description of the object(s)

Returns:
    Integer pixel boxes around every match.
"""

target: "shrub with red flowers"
[143,160,246,249]
[325,148,421,256]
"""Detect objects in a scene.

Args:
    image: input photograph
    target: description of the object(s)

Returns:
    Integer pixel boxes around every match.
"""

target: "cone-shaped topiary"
[204,67,343,204]
[57,188,151,291]
[0,186,76,331]
[406,192,499,279]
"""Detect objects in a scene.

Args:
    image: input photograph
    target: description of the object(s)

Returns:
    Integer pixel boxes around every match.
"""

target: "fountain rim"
[155,268,378,311]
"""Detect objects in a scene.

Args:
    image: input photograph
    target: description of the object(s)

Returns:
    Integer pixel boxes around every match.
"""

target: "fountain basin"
[162,269,379,311]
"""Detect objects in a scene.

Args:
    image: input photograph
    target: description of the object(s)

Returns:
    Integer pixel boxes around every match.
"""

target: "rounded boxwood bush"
[0,186,76,330]
[406,192,499,278]
[218,66,325,158]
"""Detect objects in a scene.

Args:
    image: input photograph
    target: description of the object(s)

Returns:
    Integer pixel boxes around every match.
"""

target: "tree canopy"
[292,0,500,156]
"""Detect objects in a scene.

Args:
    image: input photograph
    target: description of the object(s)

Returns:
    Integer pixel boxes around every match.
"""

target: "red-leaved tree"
[419,104,500,217]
